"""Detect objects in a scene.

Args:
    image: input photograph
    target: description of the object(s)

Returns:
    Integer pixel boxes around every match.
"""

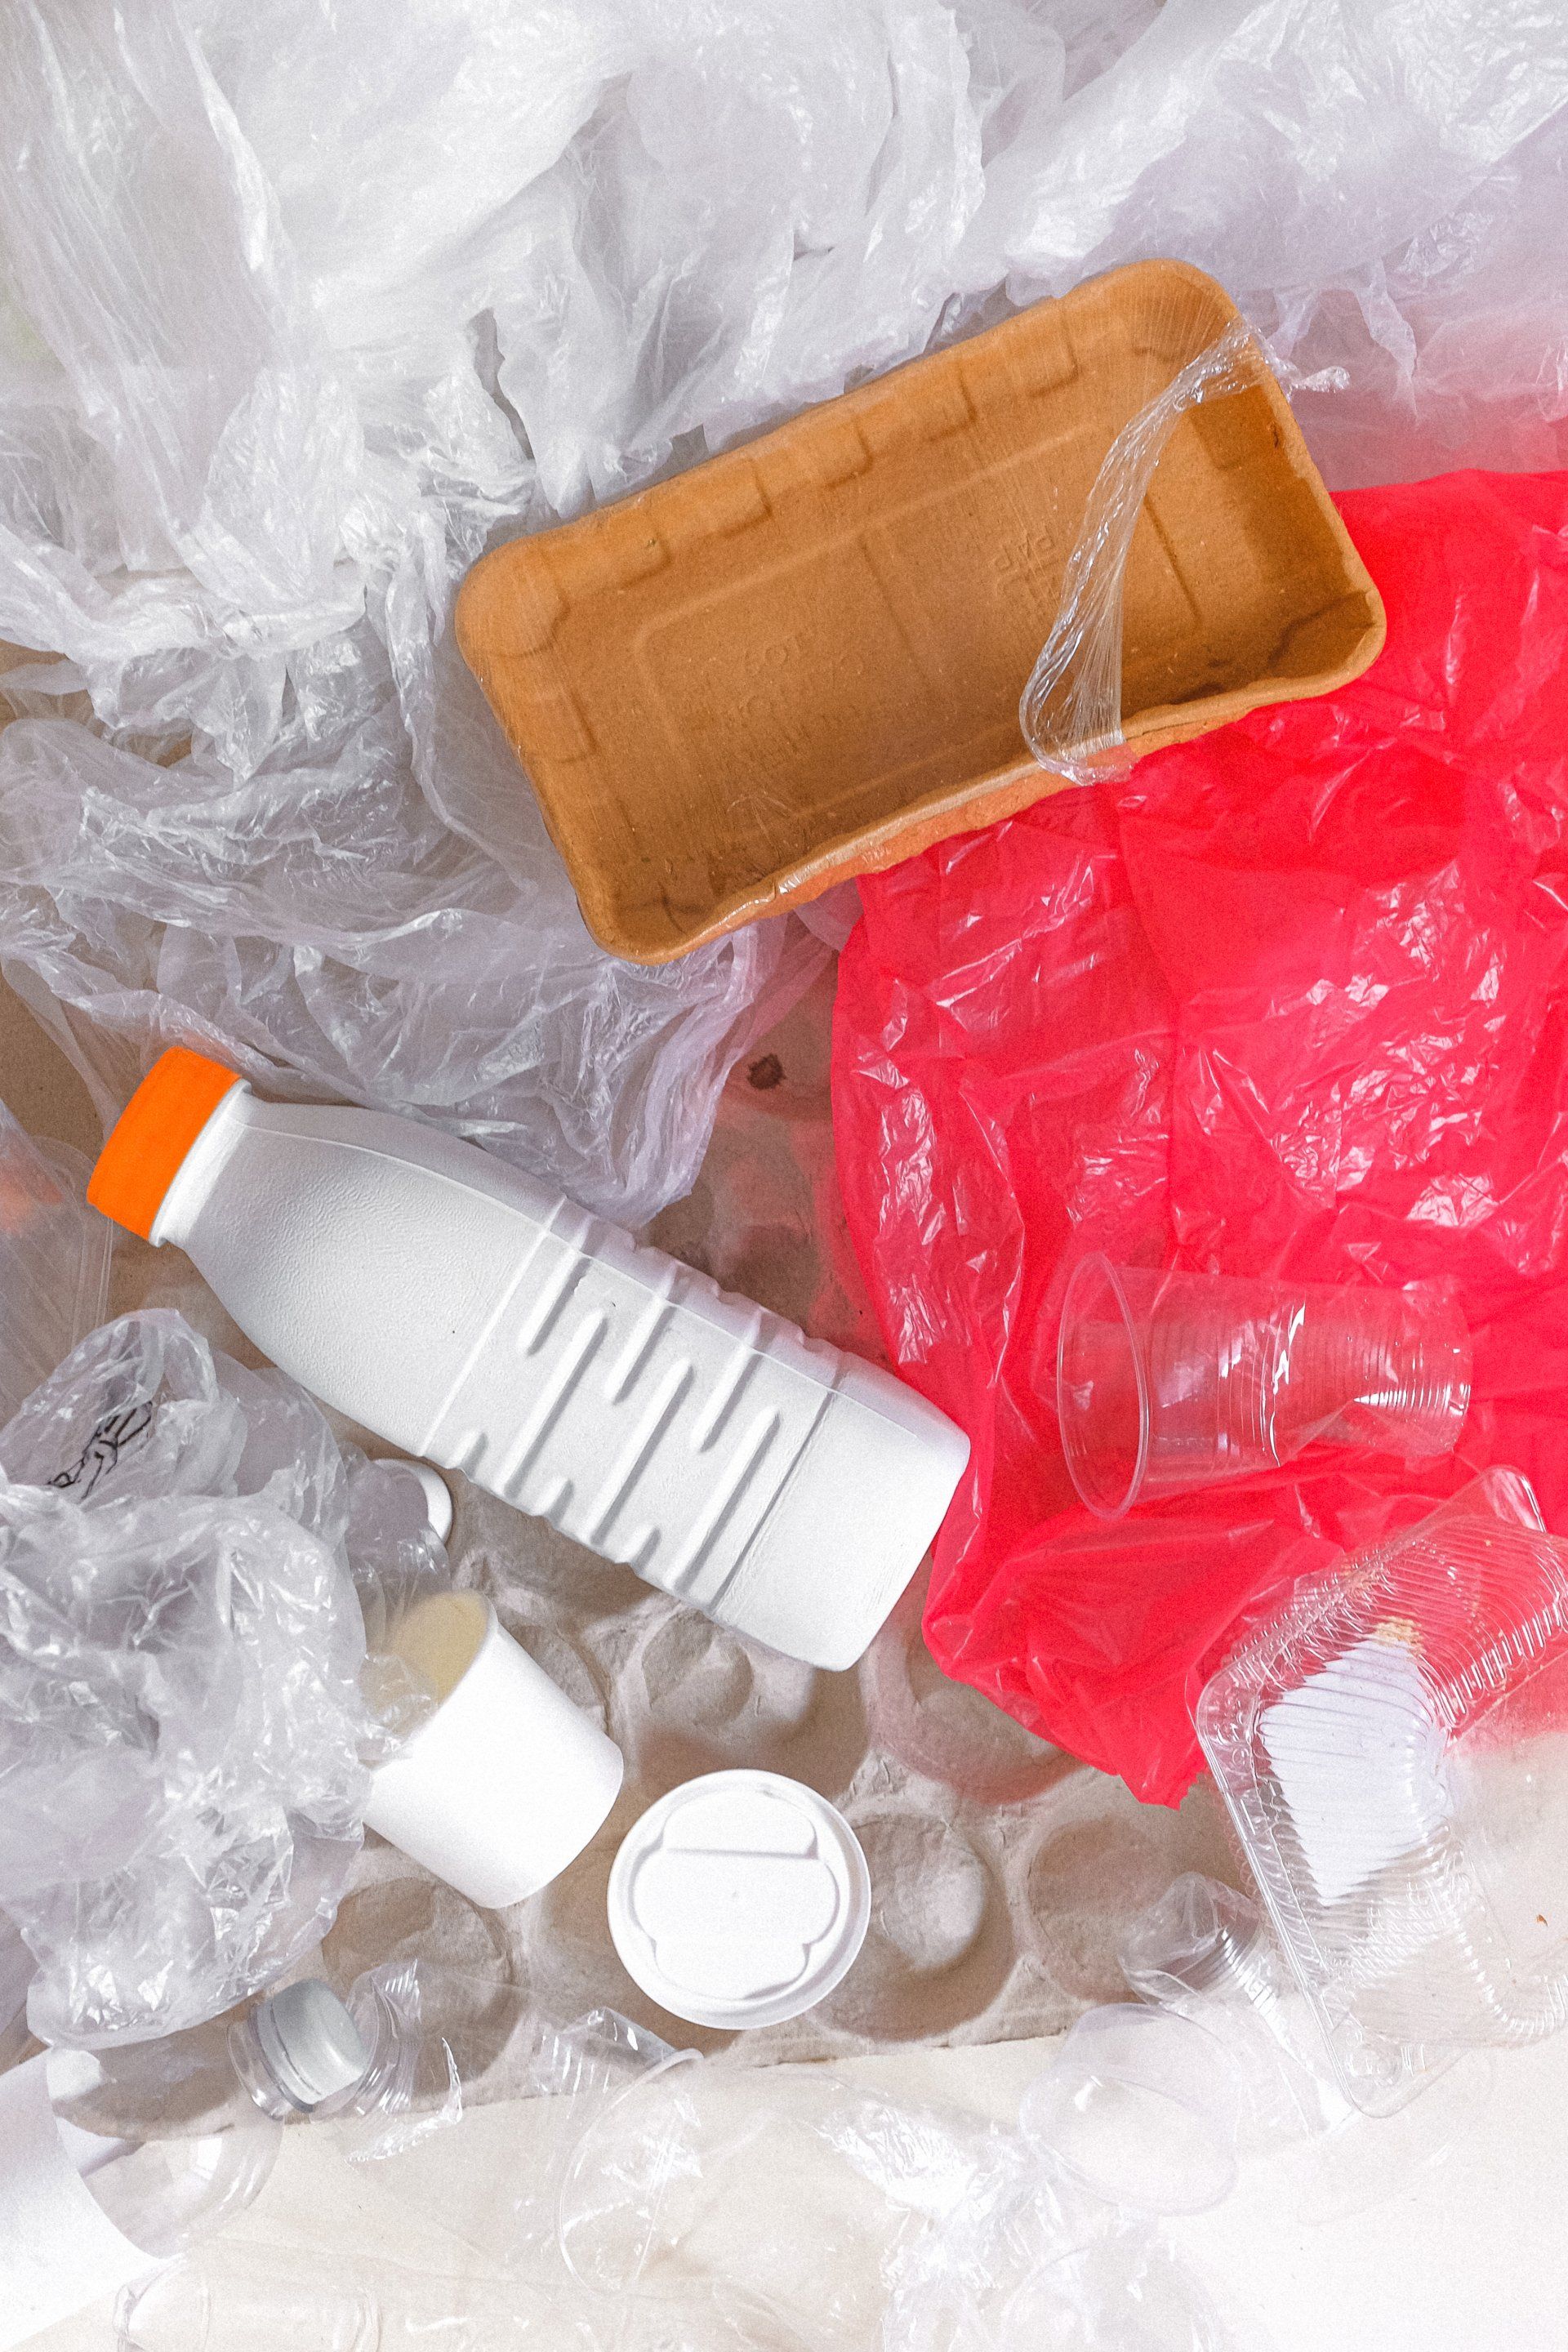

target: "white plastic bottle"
[88,1050,969,1670]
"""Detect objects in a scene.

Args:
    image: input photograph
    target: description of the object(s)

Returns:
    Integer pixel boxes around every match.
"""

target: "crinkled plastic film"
[1020,314,1263,780]
[109,2016,1257,2350]
[834,467,1568,1806]
[0,1310,447,2046]
[554,2053,1254,2350]
[4,3,1568,1221]
[0,1098,112,1425]
[0,0,822,1230]
[820,2080,1251,2352]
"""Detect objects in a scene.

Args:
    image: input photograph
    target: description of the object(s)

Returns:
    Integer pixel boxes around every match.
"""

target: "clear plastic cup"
[1056,1256,1471,1517]
[1018,2004,1243,2215]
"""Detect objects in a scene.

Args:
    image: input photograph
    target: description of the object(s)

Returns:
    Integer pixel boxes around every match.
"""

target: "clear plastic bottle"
[110,1982,691,2352]
[1,2030,278,2350]
[1,1979,389,2350]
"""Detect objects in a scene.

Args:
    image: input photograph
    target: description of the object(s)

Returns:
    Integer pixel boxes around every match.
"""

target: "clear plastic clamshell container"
[1196,1470,1568,2114]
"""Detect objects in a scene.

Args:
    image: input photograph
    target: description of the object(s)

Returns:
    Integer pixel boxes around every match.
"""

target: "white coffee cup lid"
[607,1770,871,2030]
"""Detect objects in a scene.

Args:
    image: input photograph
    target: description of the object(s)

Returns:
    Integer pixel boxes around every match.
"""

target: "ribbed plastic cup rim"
[1057,1251,1149,1519]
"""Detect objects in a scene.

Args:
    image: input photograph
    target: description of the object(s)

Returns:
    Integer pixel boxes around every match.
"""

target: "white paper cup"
[364,1592,623,1908]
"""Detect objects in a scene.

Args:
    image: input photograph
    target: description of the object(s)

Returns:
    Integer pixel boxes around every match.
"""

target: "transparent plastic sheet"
[0,1094,113,1424]
[0,675,817,1232]
[819,2083,1253,2352]
[832,466,1568,1805]
[2,7,1568,1227]
[1020,315,1261,778]
[960,4,1568,488]
[554,2056,1254,2351]
[100,2020,1258,2352]
[0,0,822,1229]
[0,1907,31,2064]
[0,1309,447,2046]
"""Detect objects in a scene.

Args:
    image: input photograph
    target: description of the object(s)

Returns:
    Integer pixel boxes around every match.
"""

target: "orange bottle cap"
[87,1047,243,1241]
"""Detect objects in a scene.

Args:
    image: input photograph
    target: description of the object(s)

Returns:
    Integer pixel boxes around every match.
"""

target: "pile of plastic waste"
[3,2,1568,2349]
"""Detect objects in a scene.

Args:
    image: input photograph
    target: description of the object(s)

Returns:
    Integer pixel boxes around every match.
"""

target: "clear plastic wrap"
[834,466,1568,1804]
[3,0,1568,1228]
[1020,316,1261,778]
[554,2051,1254,2350]
[98,2008,1257,2352]
[0,687,815,1231]
[0,0,820,1228]
[0,1476,368,2050]
[822,2085,1252,2352]
[0,1092,113,1423]
[962,2,1568,487]
[0,1309,447,2047]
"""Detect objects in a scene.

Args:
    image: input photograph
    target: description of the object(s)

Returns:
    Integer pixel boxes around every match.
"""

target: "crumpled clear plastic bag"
[3,2,1568,1225]
[0,1307,446,2046]
[0,1089,113,1424]
[833,466,1568,1805]
[116,2003,1256,2352]
[552,2051,1254,2350]
[0,0,821,1227]
[829,2092,1250,2352]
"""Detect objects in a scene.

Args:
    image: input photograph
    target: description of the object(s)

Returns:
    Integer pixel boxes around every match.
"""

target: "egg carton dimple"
[330,1484,1236,2080]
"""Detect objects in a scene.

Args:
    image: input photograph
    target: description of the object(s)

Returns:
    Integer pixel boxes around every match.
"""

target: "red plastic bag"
[832,470,1568,1806]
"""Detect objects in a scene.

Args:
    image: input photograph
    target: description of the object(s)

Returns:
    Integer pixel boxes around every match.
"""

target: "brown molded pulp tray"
[457,260,1385,964]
